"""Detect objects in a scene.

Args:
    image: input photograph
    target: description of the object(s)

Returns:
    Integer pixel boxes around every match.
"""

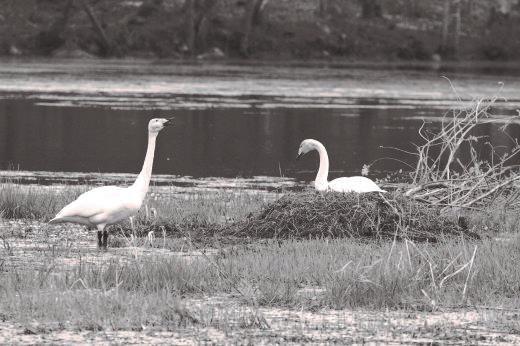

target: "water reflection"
[1,98,520,182]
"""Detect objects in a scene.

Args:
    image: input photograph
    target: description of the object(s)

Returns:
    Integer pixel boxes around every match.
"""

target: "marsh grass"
[0,180,270,249]
[0,173,271,224]
[0,183,87,220]
[2,235,520,332]
[108,190,270,248]
[2,286,198,331]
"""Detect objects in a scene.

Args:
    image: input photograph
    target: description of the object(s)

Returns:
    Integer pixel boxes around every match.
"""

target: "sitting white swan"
[49,117,173,248]
[297,139,385,193]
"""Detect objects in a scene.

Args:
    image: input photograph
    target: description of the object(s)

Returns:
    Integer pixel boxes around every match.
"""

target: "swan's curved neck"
[314,142,329,187]
[131,132,157,200]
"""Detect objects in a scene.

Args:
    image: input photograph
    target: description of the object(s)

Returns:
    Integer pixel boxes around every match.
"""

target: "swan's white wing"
[53,186,138,223]
[328,176,385,193]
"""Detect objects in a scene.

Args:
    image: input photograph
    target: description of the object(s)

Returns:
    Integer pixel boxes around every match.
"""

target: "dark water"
[3,98,520,182]
[1,60,520,184]
[0,99,411,177]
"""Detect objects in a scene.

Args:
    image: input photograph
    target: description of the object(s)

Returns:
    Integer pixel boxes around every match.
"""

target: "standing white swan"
[297,139,385,193]
[49,117,173,248]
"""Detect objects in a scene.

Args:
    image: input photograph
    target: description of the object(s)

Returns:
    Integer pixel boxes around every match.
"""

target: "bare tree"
[182,0,219,55]
[37,0,74,54]
[252,0,268,24]
[360,0,382,19]
[317,0,328,17]
[240,0,268,56]
[404,0,421,18]
[440,0,462,58]
[185,0,196,55]
[441,0,451,51]
[49,0,74,37]
[453,0,461,57]
[79,0,113,55]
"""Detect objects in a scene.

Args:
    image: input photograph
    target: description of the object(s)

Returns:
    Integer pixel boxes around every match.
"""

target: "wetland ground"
[1,60,520,344]
[1,183,520,345]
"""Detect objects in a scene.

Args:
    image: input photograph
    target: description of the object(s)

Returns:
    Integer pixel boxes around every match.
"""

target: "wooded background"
[1,0,519,61]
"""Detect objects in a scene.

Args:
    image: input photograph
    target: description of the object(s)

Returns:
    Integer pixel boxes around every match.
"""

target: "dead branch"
[402,91,520,210]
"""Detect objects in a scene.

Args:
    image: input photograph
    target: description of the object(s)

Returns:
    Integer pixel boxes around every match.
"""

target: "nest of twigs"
[228,191,480,242]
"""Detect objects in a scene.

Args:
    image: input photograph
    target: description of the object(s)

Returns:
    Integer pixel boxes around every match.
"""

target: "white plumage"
[49,117,173,248]
[297,139,385,193]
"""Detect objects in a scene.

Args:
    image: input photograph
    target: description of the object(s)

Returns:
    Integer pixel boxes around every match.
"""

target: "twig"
[463,175,520,207]
[462,245,478,301]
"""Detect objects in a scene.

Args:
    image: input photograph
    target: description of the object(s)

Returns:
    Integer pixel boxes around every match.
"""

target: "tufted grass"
[2,234,520,332]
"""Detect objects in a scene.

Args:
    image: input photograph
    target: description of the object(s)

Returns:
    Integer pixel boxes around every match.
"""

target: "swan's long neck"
[315,142,329,188]
[131,132,157,201]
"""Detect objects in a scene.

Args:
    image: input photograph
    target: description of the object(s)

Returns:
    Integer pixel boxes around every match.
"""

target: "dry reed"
[402,91,520,211]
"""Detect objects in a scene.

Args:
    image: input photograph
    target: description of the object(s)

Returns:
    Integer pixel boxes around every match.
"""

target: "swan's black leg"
[97,230,103,248]
[102,230,109,249]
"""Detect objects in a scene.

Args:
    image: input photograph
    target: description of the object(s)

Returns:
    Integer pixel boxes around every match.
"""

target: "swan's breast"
[314,180,329,191]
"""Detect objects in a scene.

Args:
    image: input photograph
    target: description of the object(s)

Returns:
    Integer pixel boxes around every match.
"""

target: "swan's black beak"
[296,152,304,160]
[164,117,175,126]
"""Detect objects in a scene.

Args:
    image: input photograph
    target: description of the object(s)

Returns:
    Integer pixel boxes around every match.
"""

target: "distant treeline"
[1,0,520,61]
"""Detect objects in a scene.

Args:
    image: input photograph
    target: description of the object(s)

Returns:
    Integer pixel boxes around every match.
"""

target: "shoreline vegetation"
[2,1,520,63]
[2,88,520,340]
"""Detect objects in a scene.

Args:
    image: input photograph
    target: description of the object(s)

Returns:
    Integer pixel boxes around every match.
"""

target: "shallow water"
[1,59,520,187]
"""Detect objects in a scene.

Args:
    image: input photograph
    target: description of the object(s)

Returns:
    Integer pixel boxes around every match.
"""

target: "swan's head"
[148,117,174,134]
[297,139,321,159]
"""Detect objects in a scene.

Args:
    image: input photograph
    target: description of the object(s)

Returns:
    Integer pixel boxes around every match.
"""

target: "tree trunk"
[79,0,112,55]
[252,0,268,25]
[185,0,196,55]
[453,0,461,58]
[360,0,382,19]
[37,0,75,54]
[49,0,74,35]
[240,0,262,56]
[441,0,451,51]
[405,0,420,18]
[195,0,219,52]
[317,0,327,17]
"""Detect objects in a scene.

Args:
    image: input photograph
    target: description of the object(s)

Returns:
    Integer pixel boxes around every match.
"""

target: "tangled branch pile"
[229,191,480,242]
[404,91,520,210]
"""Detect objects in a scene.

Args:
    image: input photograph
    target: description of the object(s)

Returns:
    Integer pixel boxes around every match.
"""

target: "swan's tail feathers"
[48,216,92,226]
[48,217,63,224]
